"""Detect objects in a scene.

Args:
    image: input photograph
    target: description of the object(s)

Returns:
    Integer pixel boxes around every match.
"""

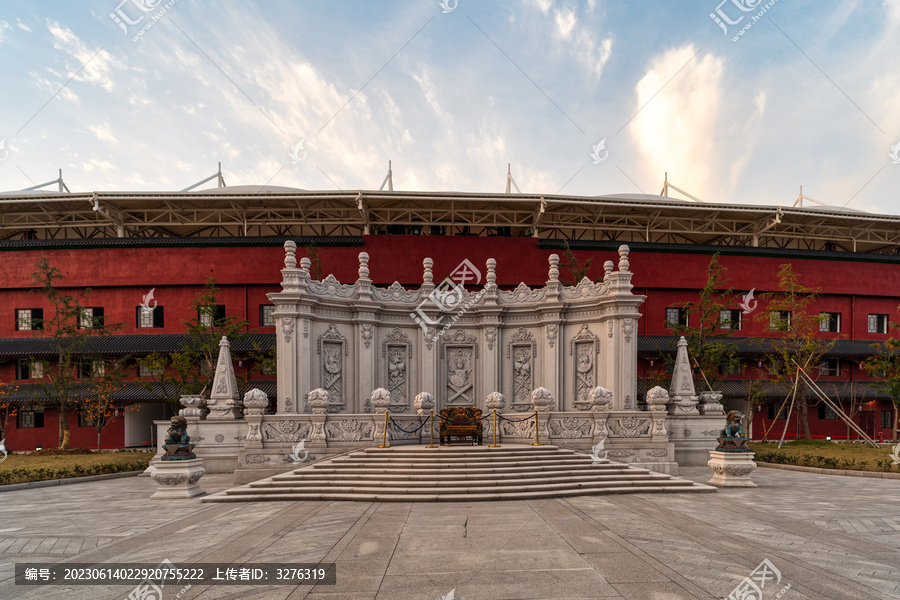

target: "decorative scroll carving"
[547,417,592,439]
[282,319,294,344]
[307,274,357,298]
[325,419,374,441]
[262,420,310,443]
[645,448,668,458]
[485,327,497,350]
[607,416,651,438]
[245,454,271,465]
[318,324,347,413]
[608,449,635,460]
[506,328,537,358]
[499,419,535,438]
[561,277,609,299]
[302,319,309,338]
[607,321,614,338]
[623,319,634,343]
[373,281,420,303]
[547,324,558,348]
[499,282,547,304]
[360,324,373,349]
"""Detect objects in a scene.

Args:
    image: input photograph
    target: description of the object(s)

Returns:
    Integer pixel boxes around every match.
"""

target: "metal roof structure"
[2,188,900,253]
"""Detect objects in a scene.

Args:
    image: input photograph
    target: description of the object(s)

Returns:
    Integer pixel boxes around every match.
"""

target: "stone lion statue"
[723,410,744,438]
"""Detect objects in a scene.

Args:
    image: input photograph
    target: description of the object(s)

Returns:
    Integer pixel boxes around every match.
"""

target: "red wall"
[5,408,125,451]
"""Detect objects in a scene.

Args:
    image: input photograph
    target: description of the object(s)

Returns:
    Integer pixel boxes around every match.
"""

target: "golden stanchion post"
[489,408,500,447]
[379,409,390,448]
[426,409,437,448]
[532,408,542,446]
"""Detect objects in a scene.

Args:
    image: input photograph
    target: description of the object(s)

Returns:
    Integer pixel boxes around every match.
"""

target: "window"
[718,360,742,375]
[138,362,164,378]
[17,405,44,428]
[769,310,792,331]
[199,305,226,327]
[79,307,104,329]
[78,410,95,428]
[15,308,43,331]
[260,305,276,327]
[665,307,688,328]
[882,410,894,429]
[817,404,838,420]
[819,312,840,333]
[17,359,43,380]
[767,404,783,420]
[819,358,839,376]
[78,360,105,378]
[868,314,889,334]
[137,306,164,328]
[719,309,742,331]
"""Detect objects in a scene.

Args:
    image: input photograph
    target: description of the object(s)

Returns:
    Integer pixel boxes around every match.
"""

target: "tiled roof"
[637,335,882,357]
[8,380,277,404]
[637,378,888,399]
[0,333,275,357]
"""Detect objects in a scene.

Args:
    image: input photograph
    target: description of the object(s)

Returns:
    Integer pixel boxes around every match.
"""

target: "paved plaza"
[0,465,898,600]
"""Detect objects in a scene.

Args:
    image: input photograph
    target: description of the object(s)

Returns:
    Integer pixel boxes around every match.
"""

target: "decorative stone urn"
[242,389,269,416]
[178,394,208,419]
[307,388,330,415]
[698,391,725,415]
[414,392,435,415]
[371,388,391,413]
[645,386,669,409]
[590,386,612,412]
[485,391,506,411]
[530,387,554,412]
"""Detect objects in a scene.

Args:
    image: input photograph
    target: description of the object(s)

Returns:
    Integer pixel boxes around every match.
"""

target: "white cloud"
[629,44,764,200]
[89,122,117,143]
[47,21,119,92]
[16,19,31,33]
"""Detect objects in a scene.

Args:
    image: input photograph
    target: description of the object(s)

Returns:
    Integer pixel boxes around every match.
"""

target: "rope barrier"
[497,413,536,423]
[388,416,431,434]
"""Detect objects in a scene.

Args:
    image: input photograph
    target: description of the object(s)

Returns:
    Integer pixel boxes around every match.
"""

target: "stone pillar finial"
[300,257,311,275]
[548,254,560,282]
[486,258,496,286]
[423,258,433,284]
[358,252,370,280]
[618,245,630,272]
[284,240,297,268]
[603,260,614,278]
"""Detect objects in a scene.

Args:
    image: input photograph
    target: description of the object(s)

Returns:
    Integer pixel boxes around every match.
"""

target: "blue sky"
[1,0,899,214]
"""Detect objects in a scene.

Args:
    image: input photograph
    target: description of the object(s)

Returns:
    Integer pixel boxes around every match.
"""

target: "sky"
[0,0,899,214]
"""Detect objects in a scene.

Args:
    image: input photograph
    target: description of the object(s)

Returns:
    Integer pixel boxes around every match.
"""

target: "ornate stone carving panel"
[382,328,412,413]
[507,328,536,411]
[547,416,593,439]
[263,420,311,443]
[318,324,348,413]
[441,329,478,406]
[325,419,374,441]
[570,325,600,410]
[607,416,651,438]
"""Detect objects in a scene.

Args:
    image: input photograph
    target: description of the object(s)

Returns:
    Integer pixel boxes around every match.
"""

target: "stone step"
[204,485,714,503]
[253,473,675,489]
[228,479,697,496]
[202,444,713,503]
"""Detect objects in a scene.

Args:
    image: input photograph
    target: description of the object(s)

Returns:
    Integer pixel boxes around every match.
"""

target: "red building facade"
[1,232,898,450]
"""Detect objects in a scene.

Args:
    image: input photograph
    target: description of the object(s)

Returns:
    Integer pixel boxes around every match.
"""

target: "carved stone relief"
[507,328,536,411]
[318,324,347,413]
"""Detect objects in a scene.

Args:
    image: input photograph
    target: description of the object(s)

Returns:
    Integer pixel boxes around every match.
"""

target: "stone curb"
[0,470,143,493]
[756,462,900,479]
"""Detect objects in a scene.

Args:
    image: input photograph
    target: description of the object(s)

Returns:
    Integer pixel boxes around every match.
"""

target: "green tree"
[30,255,123,448]
[137,277,255,412]
[305,242,323,280]
[755,263,836,440]
[863,309,900,441]
[669,254,740,391]
[0,380,19,447]
[559,243,596,286]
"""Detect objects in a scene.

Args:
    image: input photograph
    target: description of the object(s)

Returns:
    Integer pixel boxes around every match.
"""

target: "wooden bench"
[439,407,483,445]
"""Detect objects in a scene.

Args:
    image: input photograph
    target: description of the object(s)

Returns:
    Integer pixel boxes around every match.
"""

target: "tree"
[80,361,127,452]
[137,277,255,412]
[30,255,123,448]
[0,380,19,446]
[559,243,597,286]
[755,263,836,440]
[669,254,740,392]
[305,242,323,280]
[863,311,900,441]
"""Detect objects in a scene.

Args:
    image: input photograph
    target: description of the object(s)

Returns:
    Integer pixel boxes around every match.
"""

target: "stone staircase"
[203,445,714,502]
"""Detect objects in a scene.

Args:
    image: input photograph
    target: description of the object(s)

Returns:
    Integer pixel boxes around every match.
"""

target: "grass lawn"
[0,450,155,485]
[749,439,900,472]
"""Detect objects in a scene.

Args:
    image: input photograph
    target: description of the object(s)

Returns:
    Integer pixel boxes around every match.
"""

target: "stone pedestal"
[707,451,757,488]
[150,458,206,499]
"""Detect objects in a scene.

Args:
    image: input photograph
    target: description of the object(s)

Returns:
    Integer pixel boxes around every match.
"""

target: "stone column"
[242,389,269,450]
[531,387,553,443]
[415,392,435,444]
[270,241,311,414]
[371,388,391,447]
[485,391,505,444]
[590,386,611,445]
[416,258,439,410]
[307,388,329,451]
[480,258,501,412]
[355,252,377,413]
